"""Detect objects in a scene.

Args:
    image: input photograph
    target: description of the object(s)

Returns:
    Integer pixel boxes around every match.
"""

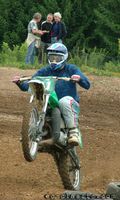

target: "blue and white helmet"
[47,43,68,71]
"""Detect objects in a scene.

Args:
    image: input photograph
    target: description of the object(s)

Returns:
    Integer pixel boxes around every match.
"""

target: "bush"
[69,47,108,69]
[87,48,107,69]
[0,42,13,64]
[16,43,27,62]
[104,61,120,72]
[0,42,27,66]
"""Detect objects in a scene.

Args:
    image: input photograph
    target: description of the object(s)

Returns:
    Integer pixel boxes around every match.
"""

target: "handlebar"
[56,77,71,81]
[19,76,71,82]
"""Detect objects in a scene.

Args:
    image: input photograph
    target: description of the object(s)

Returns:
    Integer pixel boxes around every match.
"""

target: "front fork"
[67,148,80,170]
[30,94,50,142]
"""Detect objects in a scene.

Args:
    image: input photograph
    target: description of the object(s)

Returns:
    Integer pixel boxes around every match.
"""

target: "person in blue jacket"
[13,43,90,146]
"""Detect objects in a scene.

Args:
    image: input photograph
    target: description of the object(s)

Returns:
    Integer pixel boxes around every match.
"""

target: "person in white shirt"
[25,13,44,65]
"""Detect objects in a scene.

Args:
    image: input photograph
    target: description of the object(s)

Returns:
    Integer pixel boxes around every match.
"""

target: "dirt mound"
[0,68,120,200]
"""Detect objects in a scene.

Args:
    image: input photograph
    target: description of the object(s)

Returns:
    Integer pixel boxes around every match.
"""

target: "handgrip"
[19,76,32,82]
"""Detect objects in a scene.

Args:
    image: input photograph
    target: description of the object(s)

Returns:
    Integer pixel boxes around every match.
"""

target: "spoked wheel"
[58,152,80,190]
[21,106,39,162]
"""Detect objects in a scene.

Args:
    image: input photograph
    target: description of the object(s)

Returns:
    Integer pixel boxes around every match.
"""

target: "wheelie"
[13,43,90,190]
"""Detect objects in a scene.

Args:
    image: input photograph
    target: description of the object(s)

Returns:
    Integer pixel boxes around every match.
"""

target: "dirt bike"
[20,75,83,191]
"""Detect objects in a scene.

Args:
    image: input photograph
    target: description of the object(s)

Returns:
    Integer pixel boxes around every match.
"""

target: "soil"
[0,67,120,200]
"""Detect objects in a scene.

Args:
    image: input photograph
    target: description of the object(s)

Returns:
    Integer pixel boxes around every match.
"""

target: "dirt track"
[0,67,120,200]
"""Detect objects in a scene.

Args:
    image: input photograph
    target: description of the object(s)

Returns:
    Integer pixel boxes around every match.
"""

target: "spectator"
[51,12,67,44]
[41,13,53,47]
[38,13,53,63]
[25,12,44,65]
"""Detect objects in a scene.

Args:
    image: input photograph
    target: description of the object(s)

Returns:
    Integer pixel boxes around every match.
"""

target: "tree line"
[0,0,120,58]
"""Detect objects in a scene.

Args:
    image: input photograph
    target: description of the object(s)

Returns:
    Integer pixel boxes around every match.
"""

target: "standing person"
[51,12,67,44]
[38,13,53,63]
[41,13,53,48]
[25,13,44,65]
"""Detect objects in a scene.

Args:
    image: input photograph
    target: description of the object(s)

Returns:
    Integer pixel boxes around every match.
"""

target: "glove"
[12,76,20,84]
[71,75,80,82]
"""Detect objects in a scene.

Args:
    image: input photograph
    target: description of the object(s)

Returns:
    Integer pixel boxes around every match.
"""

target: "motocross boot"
[68,128,80,146]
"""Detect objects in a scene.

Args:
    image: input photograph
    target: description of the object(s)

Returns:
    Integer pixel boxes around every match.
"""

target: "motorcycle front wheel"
[56,151,80,190]
[21,106,39,162]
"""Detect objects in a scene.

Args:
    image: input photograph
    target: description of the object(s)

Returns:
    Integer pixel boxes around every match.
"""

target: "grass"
[0,42,120,78]
[0,62,120,78]
[80,65,120,77]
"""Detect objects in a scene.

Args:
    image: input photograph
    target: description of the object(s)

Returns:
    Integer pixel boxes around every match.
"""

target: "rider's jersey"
[18,64,90,102]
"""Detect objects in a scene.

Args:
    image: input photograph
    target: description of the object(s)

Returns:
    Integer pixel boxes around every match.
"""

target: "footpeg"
[39,138,54,146]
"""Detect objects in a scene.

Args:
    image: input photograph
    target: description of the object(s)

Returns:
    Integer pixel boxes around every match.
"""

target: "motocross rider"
[13,43,90,146]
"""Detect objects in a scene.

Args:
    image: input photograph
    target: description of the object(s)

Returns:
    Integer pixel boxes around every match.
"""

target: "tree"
[0,0,119,57]
[94,0,120,56]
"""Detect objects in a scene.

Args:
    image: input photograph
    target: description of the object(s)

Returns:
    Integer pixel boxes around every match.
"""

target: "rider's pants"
[59,96,80,128]
[51,96,80,142]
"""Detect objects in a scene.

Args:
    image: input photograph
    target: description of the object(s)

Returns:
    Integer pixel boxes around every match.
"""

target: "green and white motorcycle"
[20,76,82,191]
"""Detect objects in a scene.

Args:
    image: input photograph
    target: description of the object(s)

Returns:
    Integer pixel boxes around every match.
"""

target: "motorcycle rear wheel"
[21,106,39,162]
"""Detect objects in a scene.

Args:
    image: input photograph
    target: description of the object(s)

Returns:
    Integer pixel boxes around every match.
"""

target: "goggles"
[48,54,64,63]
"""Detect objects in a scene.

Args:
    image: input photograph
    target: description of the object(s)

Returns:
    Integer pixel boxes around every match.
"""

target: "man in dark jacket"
[38,13,53,63]
[41,13,53,45]
[51,12,67,44]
